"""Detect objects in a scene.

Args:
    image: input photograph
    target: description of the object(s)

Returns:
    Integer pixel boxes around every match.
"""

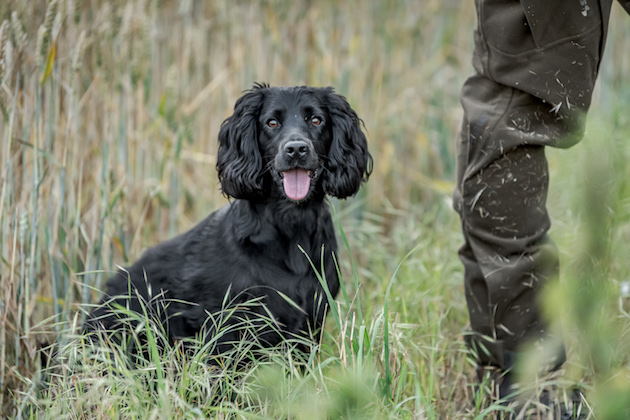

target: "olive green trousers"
[454,0,629,370]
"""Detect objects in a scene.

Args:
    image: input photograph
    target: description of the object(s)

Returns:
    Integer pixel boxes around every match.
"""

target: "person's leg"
[455,81,565,374]
[461,144,562,362]
[455,0,614,407]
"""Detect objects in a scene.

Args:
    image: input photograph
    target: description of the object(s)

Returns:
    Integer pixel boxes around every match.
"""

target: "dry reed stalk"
[10,11,28,53]
[0,20,8,83]
[37,0,58,64]
[71,30,85,75]
[65,0,76,25]
[35,25,46,67]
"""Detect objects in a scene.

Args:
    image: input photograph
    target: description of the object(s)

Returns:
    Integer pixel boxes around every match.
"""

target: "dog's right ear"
[217,87,266,199]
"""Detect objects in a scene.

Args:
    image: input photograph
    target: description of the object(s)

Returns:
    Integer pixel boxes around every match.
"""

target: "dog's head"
[217,84,372,203]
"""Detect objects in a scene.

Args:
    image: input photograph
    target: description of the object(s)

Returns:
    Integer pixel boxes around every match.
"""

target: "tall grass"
[1,0,630,418]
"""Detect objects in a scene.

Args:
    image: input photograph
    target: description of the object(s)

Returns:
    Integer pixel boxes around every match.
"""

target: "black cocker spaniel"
[85,84,372,357]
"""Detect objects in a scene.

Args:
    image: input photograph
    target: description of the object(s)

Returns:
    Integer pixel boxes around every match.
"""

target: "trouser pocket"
[474,0,608,118]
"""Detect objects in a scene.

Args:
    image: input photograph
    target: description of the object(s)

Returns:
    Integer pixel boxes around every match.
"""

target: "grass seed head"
[0,20,8,83]
[11,11,28,53]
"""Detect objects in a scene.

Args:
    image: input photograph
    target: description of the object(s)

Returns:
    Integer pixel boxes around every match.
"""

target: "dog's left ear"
[217,87,266,199]
[320,88,373,199]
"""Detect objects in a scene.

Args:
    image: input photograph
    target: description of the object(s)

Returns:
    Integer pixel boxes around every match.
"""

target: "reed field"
[1,1,630,418]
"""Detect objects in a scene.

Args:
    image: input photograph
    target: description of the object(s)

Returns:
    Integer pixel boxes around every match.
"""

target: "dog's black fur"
[85,84,372,356]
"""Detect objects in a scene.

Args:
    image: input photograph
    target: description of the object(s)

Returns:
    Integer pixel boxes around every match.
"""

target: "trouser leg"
[453,78,567,371]
[456,0,613,372]
[458,143,563,370]
[455,104,564,368]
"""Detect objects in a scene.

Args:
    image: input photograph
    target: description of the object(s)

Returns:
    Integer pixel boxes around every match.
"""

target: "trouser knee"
[460,145,551,251]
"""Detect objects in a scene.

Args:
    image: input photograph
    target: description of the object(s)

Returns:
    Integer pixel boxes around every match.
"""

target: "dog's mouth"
[279,168,317,201]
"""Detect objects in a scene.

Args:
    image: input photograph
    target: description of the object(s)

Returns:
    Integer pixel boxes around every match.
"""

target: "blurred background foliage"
[1,0,629,417]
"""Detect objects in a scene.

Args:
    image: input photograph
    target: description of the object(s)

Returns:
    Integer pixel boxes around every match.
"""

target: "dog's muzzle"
[276,138,319,201]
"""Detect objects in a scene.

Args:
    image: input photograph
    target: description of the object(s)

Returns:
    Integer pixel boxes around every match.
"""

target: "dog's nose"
[284,140,309,159]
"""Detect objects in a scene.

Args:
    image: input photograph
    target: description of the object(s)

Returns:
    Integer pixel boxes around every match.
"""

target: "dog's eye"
[311,116,322,126]
[267,119,279,128]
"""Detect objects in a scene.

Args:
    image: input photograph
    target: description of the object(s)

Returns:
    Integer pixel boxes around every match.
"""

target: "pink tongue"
[283,169,311,200]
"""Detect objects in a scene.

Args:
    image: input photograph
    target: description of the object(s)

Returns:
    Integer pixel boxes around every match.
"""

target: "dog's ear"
[320,88,373,199]
[217,87,266,199]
